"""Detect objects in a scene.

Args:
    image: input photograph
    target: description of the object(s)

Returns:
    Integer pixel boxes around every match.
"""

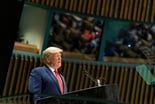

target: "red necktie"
[54,69,64,94]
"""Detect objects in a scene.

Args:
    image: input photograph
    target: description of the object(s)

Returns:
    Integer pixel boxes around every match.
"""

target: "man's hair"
[42,47,63,64]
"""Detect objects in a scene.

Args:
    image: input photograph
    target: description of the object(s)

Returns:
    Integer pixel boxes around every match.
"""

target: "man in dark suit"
[28,46,68,104]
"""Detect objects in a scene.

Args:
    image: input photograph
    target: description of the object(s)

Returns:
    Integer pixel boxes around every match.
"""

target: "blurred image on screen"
[47,12,105,60]
[103,22,155,64]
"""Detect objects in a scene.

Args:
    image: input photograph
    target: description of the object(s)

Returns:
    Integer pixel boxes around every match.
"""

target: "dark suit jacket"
[28,65,67,104]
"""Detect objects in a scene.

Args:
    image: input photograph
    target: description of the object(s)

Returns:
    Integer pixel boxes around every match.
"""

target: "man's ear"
[46,57,51,63]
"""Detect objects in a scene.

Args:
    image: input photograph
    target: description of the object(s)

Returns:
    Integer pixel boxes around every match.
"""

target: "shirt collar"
[46,64,55,72]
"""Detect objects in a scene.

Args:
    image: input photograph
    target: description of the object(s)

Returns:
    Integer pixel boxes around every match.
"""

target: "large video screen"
[102,20,155,64]
[47,12,105,60]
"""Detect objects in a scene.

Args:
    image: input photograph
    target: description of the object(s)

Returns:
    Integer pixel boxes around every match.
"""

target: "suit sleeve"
[28,69,42,94]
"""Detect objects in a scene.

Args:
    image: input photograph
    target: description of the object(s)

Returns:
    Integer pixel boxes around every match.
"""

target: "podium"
[37,84,120,104]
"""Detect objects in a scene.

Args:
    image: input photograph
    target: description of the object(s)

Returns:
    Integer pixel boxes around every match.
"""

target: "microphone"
[98,76,106,85]
[82,69,96,83]
[82,69,102,86]
[97,79,101,86]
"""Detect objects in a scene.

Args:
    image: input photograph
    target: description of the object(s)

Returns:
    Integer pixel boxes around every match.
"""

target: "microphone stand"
[83,69,105,86]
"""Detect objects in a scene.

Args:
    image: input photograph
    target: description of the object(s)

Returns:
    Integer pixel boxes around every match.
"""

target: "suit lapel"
[44,66,62,93]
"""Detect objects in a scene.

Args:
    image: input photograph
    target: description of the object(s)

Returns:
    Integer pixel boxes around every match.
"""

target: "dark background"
[0,0,24,96]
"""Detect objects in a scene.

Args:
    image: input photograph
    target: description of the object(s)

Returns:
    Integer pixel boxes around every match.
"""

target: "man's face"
[47,52,62,69]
